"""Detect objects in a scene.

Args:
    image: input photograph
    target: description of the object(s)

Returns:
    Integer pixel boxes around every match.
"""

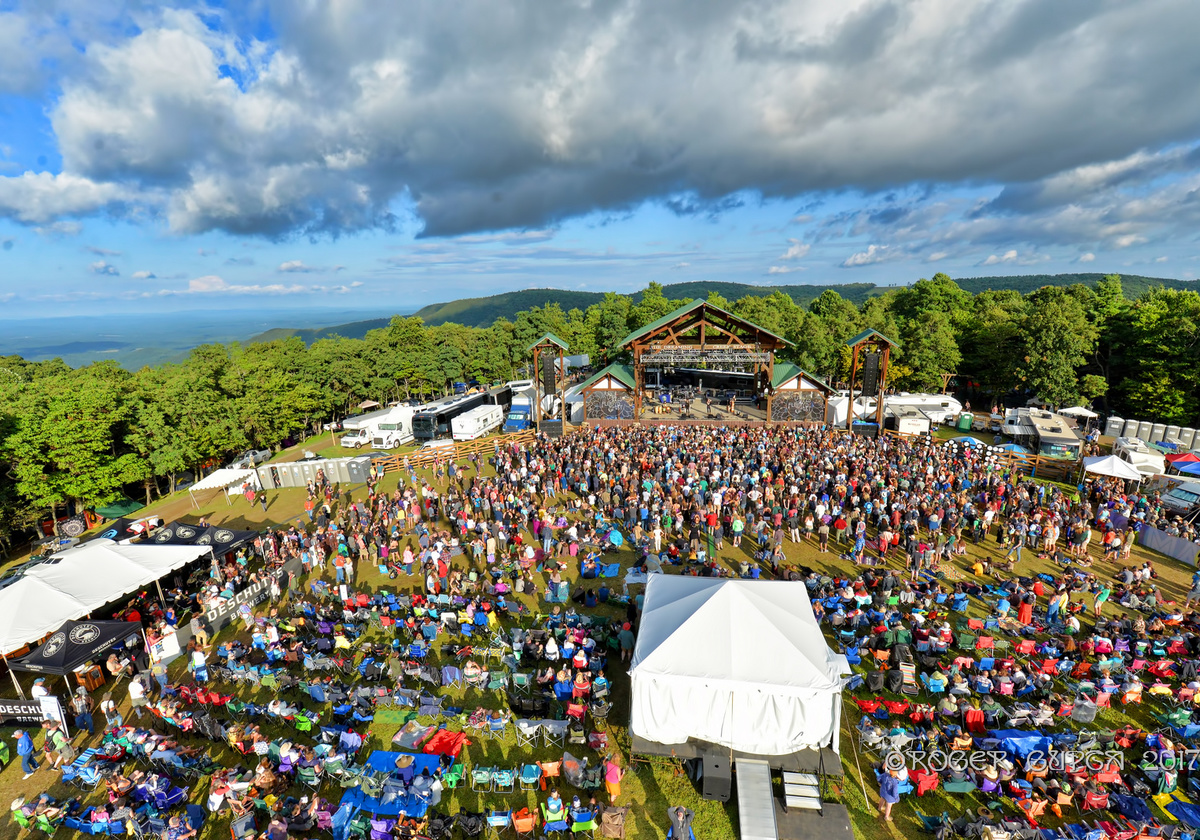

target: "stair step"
[782,772,819,786]
[785,795,823,811]
[784,782,820,797]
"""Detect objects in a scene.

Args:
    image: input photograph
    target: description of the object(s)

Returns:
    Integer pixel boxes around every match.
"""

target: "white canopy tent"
[1060,406,1099,419]
[0,541,211,656]
[1083,454,1144,481]
[630,576,843,759]
[188,468,259,507]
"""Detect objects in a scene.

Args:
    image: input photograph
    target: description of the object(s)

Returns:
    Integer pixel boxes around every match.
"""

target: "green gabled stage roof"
[578,363,636,392]
[846,328,899,348]
[771,362,833,392]
[617,300,792,349]
[526,333,569,352]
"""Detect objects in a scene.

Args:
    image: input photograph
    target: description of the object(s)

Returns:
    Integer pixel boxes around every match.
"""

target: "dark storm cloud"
[1,0,1199,241]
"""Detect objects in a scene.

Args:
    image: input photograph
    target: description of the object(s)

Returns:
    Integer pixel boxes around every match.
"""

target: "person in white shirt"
[127,678,147,719]
[30,678,48,699]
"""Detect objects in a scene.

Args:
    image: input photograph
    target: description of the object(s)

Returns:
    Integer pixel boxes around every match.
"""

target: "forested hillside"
[1,273,1197,545]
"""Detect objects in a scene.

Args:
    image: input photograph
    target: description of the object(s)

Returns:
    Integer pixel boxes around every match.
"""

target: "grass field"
[0,429,1186,840]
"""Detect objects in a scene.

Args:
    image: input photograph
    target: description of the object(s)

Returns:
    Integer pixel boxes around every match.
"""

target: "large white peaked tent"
[630,576,843,759]
[0,541,211,655]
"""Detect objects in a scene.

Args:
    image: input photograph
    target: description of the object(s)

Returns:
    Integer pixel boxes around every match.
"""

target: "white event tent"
[0,540,211,656]
[188,468,259,507]
[1083,454,1144,481]
[629,576,844,759]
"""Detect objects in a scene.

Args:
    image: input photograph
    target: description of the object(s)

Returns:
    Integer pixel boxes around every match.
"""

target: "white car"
[229,449,271,469]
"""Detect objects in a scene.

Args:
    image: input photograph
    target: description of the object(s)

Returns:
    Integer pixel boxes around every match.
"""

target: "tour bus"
[411,392,489,441]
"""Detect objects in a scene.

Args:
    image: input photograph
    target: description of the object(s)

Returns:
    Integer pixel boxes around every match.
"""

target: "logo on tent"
[42,632,66,658]
[69,624,101,645]
[154,530,173,543]
[196,534,212,545]
[177,526,197,540]
[99,529,119,540]
[214,530,235,543]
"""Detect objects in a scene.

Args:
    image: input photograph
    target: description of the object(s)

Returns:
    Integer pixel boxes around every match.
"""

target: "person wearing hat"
[618,622,635,662]
[878,767,900,822]
[13,729,38,778]
[70,686,95,736]
[30,677,48,699]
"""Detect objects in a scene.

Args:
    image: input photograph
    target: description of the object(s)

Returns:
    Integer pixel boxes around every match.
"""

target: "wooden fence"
[879,428,1079,484]
[371,430,539,474]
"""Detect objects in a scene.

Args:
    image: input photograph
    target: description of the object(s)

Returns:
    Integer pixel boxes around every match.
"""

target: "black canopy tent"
[148,523,259,551]
[10,619,140,675]
[8,618,141,701]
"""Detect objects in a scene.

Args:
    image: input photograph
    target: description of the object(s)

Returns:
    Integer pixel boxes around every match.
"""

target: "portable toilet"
[1150,423,1167,444]
[1123,419,1141,437]
[957,412,974,431]
[1180,428,1197,450]
[1105,416,1123,438]
[1138,420,1154,440]
[1165,425,1181,445]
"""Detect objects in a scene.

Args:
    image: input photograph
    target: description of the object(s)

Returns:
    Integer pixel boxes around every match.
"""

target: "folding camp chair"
[542,719,568,748]
[515,719,542,749]
[519,764,542,791]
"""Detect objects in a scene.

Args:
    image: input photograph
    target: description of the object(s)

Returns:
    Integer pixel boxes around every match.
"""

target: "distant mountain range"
[247,273,1194,338]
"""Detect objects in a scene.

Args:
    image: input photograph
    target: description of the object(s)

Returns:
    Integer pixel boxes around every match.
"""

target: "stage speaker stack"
[701,754,732,802]
[541,357,557,402]
[861,351,880,397]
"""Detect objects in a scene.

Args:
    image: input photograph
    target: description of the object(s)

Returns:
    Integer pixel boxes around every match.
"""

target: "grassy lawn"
[0,428,1189,840]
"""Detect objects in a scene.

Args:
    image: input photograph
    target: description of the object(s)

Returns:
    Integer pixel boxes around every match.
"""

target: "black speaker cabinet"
[701,754,731,802]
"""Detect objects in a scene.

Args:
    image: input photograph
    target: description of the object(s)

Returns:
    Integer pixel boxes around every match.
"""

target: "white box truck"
[451,404,504,441]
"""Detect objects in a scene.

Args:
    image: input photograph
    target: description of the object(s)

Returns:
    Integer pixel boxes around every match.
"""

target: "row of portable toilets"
[255,456,375,490]
[1103,416,1198,450]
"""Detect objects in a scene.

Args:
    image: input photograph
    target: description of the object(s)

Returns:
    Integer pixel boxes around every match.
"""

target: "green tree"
[959,289,1027,397]
[1113,286,1200,423]
[2,362,147,518]
[595,293,632,361]
[628,282,676,331]
[1014,286,1098,406]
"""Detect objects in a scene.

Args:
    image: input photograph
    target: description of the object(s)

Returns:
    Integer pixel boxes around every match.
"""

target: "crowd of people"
[12,417,1196,840]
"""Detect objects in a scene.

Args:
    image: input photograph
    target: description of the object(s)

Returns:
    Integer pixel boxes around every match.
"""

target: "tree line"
[0,273,1196,542]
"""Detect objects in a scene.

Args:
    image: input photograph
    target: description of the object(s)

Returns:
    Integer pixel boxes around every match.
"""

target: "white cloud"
[841,244,893,267]
[0,172,129,224]
[152,274,362,297]
[779,239,810,260]
[278,260,345,273]
[670,262,690,270]
[767,265,804,274]
[34,221,83,237]
[1077,252,1095,263]
[86,245,121,257]
[927,251,948,262]
[131,270,156,279]
[0,1,1189,243]
[980,250,1020,266]
[89,259,119,275]
[1155,256,1168,263]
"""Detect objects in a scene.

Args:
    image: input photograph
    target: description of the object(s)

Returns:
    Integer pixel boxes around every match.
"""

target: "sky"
[1,0,1200,318]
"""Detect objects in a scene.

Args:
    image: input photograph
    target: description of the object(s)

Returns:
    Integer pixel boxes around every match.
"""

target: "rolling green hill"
[253,273,1197,341]
[248,318,393,344]
[412,289,608,327]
